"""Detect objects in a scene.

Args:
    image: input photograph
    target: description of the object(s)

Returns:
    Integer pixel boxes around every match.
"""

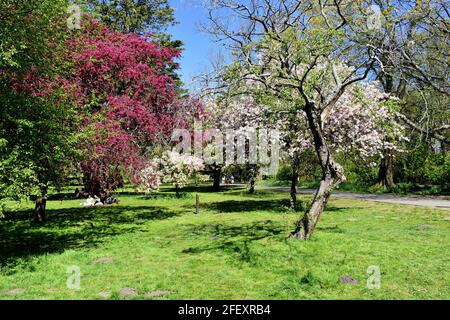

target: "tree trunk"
[34,186,48,223]
[290,155,300,209]
[249,177,256,194]
[83,172,101,196]
[377,153,394,188]
[247,164,258,194]
[378,71,396,189]
[291,103,345,240]
[246,164,259,194]
[212,166,221,192]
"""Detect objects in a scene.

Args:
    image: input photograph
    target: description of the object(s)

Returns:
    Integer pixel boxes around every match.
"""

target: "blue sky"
[167,0,220,89]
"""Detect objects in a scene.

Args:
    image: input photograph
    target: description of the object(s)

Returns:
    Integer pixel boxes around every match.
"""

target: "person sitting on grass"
[106,196,116,205]
[81,196,95,207]
[94,195,103,206]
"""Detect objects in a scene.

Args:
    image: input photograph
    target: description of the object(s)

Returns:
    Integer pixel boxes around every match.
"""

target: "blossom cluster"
[155,151,205,189]
[325,83,407,163]
[135,163,161,195]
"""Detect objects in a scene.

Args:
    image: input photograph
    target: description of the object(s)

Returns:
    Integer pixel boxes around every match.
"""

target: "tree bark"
[83,172,101,196]
[377,70,396,189]
[249,177,256,194]
[291,103,345,240]
[290,154,300,209]
[247,164,257,194]
[34,186,48,223]
[377,153,394,188]
[212,166,221,192]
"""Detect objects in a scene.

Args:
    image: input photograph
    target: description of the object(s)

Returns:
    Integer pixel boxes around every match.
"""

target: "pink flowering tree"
[17,18,204,196]
[61,20,203,195]
[204,79,405,207]
[324,83,406,161]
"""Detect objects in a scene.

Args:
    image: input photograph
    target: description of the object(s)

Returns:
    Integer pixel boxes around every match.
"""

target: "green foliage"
[336,152,378,185]
[273,154,322,186]
[0,0,69,70]
[396,144,450,186]
[0,0,82,206]
[388,87,450,189]
[276,163,293,182]
[82,0,176,34]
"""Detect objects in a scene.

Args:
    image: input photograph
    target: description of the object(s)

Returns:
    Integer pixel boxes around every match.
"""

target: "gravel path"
[256,186,450,209]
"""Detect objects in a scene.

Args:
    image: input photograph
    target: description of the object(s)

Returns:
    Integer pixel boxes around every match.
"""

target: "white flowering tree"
[156,151,205,196]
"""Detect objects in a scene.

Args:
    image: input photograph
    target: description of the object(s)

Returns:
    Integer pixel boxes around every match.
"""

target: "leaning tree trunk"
[212,166,221,192]
[34,186,48,223]
[290,154,300,209]
[291,103,345,240]
[377,152,394,188]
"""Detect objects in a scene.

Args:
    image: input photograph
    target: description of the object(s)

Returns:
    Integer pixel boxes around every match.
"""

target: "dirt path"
[256,186,450,209]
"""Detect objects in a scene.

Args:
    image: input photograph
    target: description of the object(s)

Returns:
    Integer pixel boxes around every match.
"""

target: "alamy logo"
[172,121,280,175]
[66,265,81,290]
[367,265,381,289]
[67,5,82,30]
[367,5,383,31]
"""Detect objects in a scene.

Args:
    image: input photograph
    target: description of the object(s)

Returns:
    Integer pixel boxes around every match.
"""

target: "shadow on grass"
[137,193,194,201]
[323,206,348,213]
[316,225,345,233]
[181,221,285,264]
[204,199,292,213]
[0,205,179,271]
[47,192,77,201]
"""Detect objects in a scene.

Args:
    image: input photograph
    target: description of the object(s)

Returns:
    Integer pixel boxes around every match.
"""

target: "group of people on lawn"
[75,189,118,207]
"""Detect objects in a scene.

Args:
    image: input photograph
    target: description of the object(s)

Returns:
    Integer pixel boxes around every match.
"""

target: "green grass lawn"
[1,185,449,300]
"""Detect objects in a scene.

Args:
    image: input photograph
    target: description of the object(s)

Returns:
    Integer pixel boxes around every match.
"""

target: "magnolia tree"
[205,80,406,207]
[279,81,406,208]
[134,152,206,196]
[203,64,406,208]
[270,72,407,233]
[324,83,406,160]
[202,0,412,239]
